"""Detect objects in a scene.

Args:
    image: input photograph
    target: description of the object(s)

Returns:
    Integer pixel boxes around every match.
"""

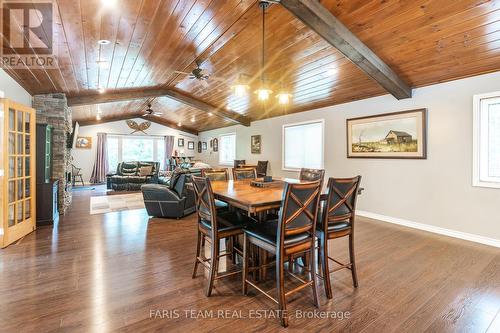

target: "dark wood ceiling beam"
[162,89,251,126]
[280,0,412,99]
[77,112,198,135]
[67,88,251,126]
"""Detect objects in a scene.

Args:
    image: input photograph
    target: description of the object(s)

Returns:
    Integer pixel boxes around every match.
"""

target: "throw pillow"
[139,165,153,176]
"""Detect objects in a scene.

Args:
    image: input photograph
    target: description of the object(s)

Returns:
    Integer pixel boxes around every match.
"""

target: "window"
[473,92,500,188]
[219,133,236,165]
[282,119,324,171]
[107,135,166,171]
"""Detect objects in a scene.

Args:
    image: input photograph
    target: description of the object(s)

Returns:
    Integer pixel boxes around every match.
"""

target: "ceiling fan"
[142,103,162,117]
[173,62,224,88]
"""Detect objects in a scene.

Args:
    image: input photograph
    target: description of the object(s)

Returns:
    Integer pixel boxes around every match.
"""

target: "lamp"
[255,87,273,101]
[231,74,250,97]
[276,91,292,105]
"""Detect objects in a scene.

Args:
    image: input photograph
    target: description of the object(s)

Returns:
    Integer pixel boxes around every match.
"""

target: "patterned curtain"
[90,133,109,184]
[164,136,175,170]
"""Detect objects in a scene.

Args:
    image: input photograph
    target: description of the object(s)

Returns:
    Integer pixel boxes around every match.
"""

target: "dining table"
[210,178,306,218]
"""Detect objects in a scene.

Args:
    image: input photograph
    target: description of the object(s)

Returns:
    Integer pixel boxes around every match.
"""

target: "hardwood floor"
[1,186,499,332]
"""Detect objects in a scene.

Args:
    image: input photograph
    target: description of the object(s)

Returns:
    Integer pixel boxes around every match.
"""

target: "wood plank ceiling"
[4,0,500,132]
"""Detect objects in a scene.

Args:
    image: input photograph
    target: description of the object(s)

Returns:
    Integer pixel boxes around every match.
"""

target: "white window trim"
[108,134,166,170]
[218,132,236,166]
[282,119,325,172]
[473,91,500,189]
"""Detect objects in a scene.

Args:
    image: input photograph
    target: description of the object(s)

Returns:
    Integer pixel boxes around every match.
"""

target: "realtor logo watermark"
[0,0,57,68]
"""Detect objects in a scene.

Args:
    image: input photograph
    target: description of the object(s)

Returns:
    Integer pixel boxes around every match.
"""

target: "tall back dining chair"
[256,160,268,177]
[202,168,229,181]
[232,167,257,180]
[242,180,322,327]
[318,176,362,299]
[234,159,246,168]
[191,176,256,296]
[299,168,325,186]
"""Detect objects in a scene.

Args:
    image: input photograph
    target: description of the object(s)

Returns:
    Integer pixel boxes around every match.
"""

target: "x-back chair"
[242,180,322,327]
[318,176,362,299]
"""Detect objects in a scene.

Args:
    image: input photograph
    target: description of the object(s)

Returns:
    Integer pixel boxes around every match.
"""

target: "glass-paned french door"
[1,99,36,248]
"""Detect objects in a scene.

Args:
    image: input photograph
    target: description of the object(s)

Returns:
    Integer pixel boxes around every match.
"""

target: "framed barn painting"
[346,109,427,159]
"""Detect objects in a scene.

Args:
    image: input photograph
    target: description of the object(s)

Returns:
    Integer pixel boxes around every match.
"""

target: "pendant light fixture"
[230,74,250,97]
[254,1,272,102]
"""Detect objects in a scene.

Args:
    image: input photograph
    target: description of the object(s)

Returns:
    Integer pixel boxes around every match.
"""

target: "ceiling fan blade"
[142,113,148,117]
[173,71,191,75]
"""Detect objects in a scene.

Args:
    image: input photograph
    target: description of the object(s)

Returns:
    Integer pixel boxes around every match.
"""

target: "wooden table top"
[210,178,305,213]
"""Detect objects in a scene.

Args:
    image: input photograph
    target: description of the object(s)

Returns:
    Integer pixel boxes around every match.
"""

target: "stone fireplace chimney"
[33,93,73,214]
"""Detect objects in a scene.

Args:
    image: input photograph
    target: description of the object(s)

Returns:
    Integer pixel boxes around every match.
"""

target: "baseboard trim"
[357,210,500,248]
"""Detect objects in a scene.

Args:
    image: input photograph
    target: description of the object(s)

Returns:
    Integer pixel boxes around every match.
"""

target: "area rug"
[90,193,145,215]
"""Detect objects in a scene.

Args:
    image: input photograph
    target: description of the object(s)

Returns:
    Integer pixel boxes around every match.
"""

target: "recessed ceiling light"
[225,106,231,111]
[98,39,110,45]
[177,122,182,127]
[98,88,106,94]
[208,112,213,116]
[190,117,195,123]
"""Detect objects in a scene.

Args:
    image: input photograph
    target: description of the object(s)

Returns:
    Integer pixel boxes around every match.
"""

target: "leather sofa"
[107,161,160,191]
[141,170,196,218]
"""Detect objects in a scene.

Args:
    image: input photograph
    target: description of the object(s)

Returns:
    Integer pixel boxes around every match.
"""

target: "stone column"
[33,93,73,214]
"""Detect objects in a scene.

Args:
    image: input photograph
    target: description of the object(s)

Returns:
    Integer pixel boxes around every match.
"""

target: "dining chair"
[242,180,322,327]
[232,168,257,180]
[71,164,85,186]
[317,176,362,299]
[202,168,229,181]
[191,176,257,297]
[202,169,230,211]
[299,168,325,186]
[256,161,268,177]
[234,159,246,168]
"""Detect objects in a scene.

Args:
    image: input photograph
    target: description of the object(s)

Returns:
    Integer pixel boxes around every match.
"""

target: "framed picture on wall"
[75,136,92,149]
[178,138,184,147]
[188,141,195,150]
[251,135,261,154]
[346,108,427,159]
[212,138,218,152]
[202,142,207,150]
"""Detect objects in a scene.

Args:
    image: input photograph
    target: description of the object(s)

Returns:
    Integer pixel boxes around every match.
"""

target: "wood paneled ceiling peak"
[5,0,500,132]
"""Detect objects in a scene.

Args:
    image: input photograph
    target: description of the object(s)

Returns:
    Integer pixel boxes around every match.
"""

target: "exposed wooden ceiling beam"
[77,113,198,135]
[162,89,251,126]
[67,88,251,126]
[280,0,412,99]
[142,114,198,135]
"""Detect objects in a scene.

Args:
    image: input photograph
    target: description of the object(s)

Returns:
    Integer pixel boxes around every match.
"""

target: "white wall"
[196,71,500,241]
[0,69,32,105]
[72,118,198,182]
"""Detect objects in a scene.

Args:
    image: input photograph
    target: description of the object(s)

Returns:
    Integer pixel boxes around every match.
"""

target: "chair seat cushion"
[200,210,256,233]
[215,199,229,210]
[317,221,351,233]
[244,219,311,247]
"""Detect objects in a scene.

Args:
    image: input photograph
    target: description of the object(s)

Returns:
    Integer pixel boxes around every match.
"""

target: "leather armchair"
[141,173,195,218]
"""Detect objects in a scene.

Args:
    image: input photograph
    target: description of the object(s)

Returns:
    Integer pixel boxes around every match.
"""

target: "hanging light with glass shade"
[254,1,272,102]
[230,74,250,97]
[276,82,292,105]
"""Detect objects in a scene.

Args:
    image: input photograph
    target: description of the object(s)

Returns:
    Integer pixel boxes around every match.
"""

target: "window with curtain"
[473,92,500,188]
[107,135,166,171]
[219,133,236,165]
[282,119,324,171]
